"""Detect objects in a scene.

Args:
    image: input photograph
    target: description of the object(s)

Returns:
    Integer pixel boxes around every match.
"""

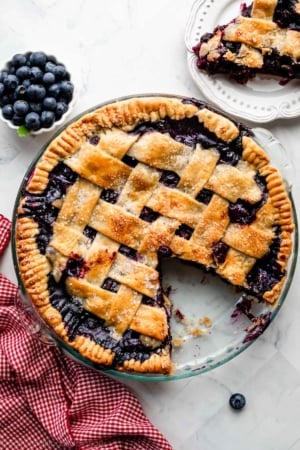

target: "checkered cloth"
[0,213,172,450]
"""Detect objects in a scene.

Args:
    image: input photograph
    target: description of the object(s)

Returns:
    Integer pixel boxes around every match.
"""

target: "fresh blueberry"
[0,70,8,82]
[45,61,57,74]
[12,114,24,126]
[41,110,55,128]
[43,96,57,111]
[60,80,74,96]
[27,84,46,101]
[0,95,11,107]
[13,100,29,116]
[43,72,56,86]
[16,65,31,79]
[229,393,246,410]
[15,85,27,99]
[53,64,66,80]
[12,53,27,68]
[0,82,4,97]
[22,79,31,88]
[30,66,43,82]
[29,102,43,114]
[24,112,41,131]
[1,104,14,119]
[48,83,61,98]
[29,51,47,68]
[55,101,68,118]
[3,74,19,91]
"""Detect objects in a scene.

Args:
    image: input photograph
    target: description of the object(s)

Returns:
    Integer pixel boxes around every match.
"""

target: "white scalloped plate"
[185,0,300,123]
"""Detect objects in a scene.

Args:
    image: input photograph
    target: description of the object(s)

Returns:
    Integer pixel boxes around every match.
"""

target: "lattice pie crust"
[15,96,294,374]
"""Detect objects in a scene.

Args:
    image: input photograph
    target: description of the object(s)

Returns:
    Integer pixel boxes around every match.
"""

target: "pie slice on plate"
[193,0,300,84]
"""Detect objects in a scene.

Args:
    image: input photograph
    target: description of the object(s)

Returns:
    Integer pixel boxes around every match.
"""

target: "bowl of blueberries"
[0,50,76,136]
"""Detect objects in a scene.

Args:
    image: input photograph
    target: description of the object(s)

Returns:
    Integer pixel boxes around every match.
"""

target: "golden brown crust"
[15,96,294,373]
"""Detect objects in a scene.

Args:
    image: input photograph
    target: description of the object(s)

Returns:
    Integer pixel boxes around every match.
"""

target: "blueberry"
[13,100,29,116]
[24,112,41,131]
[16,65,31,79]
[45,61,56,74]
[15,85,27,99]
[1,104,14,119]
[43,72,56,86]
[30,66,43,82]
[0,95,11,107]
[12,114,24,126]
[159,170,180,188]
[43,96,57,111]
[55,101,68,118]
[53,64,66,80]
[12,53,27,68]
[47,83,61,98]
[0,70,8,82]
[22,79,31,88]
[158,246,172,257]
[0,82,4,97]
[41,110,55,128]
[29,51,47,68]
[3,74,18,91]
[212,241,229,264]
[229,393,246,410]
[60,80,74,96]
[29,102,43,114]
[100,188,119,204]
[27,84,46,100]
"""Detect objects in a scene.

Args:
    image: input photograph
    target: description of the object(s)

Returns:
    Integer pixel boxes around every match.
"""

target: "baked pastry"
[193,0,300,84]
[15,96,294,374]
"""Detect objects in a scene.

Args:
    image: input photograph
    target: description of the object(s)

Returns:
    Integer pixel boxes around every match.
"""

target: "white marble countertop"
[0,1,299,449]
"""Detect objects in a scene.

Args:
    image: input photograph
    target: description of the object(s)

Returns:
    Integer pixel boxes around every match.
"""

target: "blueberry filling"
[83,225,97,242]
[118,244,138,260]
[139,206,160,223]
[100,188,119,204]
[159,170,180,188]
[175,223,194,240]
[65,254,88,279]
[157,245,172,258]
[246,228,284,298]
[122,154,138,167]
[101,277,120,293]
[131,115,250,158]
[88,135,100,146]
[212,241,229,265]
[114,330,164,365]
[229,174,267,225]
[274,0,300,30]
[20,163,77,254]
[196,188,214,205]
[48,276,162,365]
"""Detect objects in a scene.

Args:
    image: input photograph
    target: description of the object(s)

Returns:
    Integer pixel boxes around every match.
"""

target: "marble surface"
[0,1,299,449]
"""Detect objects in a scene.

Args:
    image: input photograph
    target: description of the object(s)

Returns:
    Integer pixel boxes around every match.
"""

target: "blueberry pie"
[15,96,294,374]
[193,0,300,84]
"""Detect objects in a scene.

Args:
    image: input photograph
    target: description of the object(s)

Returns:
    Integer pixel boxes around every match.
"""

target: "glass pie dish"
[11,95,298,381]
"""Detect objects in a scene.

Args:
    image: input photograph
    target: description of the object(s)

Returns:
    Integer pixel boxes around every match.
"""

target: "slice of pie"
[14,96,294,374]
[193,0,300,84]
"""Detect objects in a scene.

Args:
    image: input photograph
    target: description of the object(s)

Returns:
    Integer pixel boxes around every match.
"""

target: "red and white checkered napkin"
[0,214,172,450]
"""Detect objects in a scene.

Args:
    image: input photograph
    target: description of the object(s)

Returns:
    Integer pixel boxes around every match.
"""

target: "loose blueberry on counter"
[229,393,246,410]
